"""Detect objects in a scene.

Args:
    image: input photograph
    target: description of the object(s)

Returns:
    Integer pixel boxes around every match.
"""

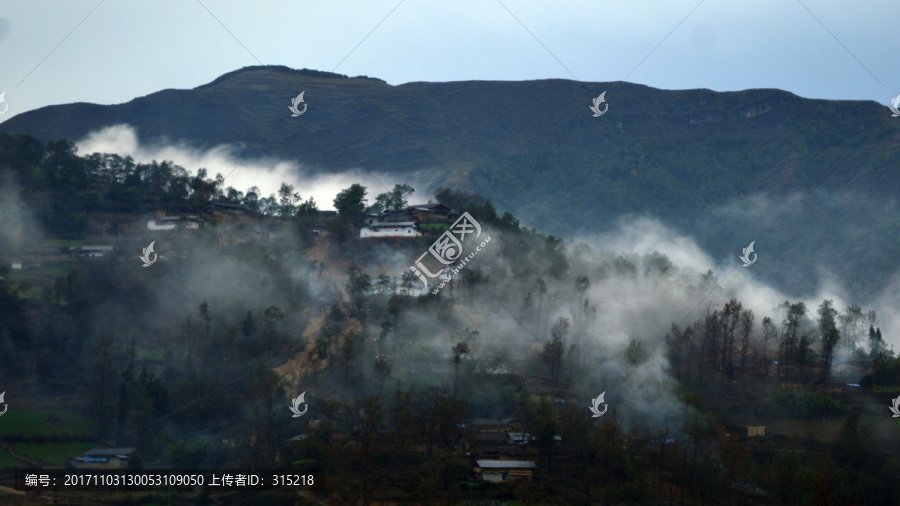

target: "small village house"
[461,432,508,450]
[815,375,865,394]
[461,418,515,434]
[368,276,427,297]
[68,447,135,469]
[368,203,457,228]
[204,200,250,219]
[508,432,561,445]
[316,210,337,228]
[69,245,114,258]
[359,221,422,238]
[147,216,201,231]
[474,460,536,482]
[409,203,454,221]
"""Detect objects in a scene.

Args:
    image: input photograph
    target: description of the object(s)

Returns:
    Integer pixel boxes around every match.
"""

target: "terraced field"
[0,409,91,438]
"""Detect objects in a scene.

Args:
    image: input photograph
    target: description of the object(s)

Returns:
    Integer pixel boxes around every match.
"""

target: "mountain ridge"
[1,65,898,299]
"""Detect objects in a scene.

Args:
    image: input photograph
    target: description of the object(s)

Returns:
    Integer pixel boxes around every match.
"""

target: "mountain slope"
[2,65,898,299]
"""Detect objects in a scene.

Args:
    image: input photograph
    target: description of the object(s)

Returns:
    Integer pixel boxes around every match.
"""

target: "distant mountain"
[2,65,899,300]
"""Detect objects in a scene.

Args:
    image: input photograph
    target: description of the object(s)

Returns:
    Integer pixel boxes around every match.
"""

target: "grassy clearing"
[872,386,900,396]
[10,442,94,464]
[44,261,76,277]
[5,271,41,284]
[0,409,92,438]
[0,447,21,467]
[14,284,43,299]
[6,262,75,284]
[419,222,450,231]
[773,389,845,418]
[766,417,844,441]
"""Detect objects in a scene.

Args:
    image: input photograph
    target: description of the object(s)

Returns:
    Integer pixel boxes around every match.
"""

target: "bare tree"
[818,300,840,378]
[625,339,649,366]
[521,291,533,323]
[574,275,591,300]
[387,295,404,336]
[666,324,685,380]
[452,341,470,397]
[198,301,211,341]
[277,182,301,218]
[339,330,360,383]
[263,305,284,355]
[535,278,547,334]
[699,308,720,381]
[346,264,372,318]
[91,333,115,439]
[779,301,807,377]
[683,324,696,383]
[738,309,754,381]
[347,395,383,505]
[543,317,569,386]
[181,314,195,363]
[373,355,392,395]
[721,299,743,377]
[400,271,418,294]
[573,275,594,344]
[761,316,777,376]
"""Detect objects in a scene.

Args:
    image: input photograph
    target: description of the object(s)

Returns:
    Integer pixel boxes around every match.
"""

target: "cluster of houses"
[69,245,114,258]
[460,418,538,481]
[5,245,116,272]
[144,201,459,240]
[65,418,736,484]
[368,276,429,297]
[281,417,540,484]
[141,200,459,241]
[5,201,257,270]
[146,201,246,232]
[360,203,456,238]
[146,202,290,247]
[146,215,200,231]
[4,199,459,288]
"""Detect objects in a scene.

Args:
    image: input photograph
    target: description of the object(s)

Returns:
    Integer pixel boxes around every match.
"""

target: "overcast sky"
[0,0,897,124]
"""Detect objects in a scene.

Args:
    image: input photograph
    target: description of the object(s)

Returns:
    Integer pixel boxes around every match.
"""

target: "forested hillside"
[1,66,898,299]
[1,134,899,503]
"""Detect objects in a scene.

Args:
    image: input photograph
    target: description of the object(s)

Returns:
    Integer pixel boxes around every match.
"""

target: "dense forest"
[1,133,900,504]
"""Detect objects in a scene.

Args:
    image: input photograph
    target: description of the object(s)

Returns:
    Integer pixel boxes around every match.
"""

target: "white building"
[68,447,135,470]
[474,460,535,482]
[368,277,427,297]
[147,216,200,231]
[359,222,422,238]
[70,246,114,258]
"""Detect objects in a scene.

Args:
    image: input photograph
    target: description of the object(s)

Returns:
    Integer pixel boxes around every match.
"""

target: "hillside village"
[0,134,898,504]
[3,198,456,282]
